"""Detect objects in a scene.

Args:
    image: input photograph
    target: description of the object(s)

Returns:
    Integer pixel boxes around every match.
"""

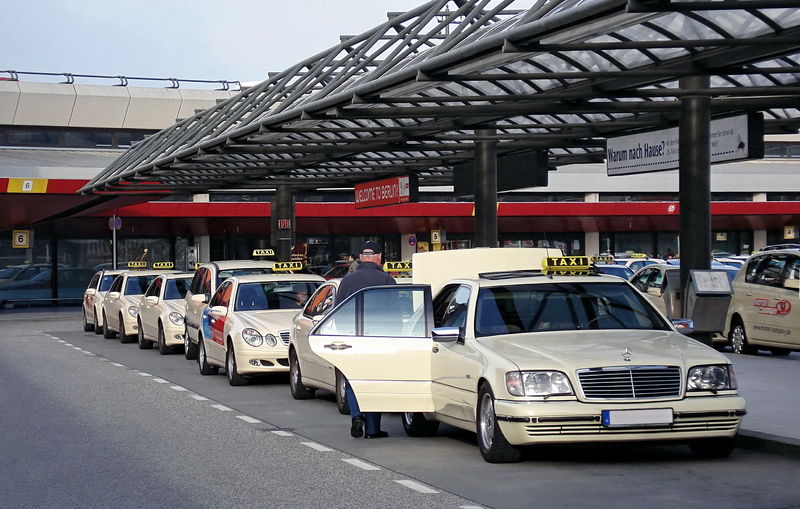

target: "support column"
[474,127,498,247]
[679,75,711,343]
[753,192,767,252]
[272,185,295,261]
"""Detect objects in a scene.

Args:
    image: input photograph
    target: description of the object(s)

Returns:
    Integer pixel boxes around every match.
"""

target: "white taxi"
[137,272,194,354]
[184,257,282,360]
[724,248,800,355]
[197,271,324,385]
[82,268,124,334]
[102,264,176,343]
[308,250,746,463]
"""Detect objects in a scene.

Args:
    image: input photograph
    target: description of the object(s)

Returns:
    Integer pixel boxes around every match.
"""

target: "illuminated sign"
[354,175,414,209]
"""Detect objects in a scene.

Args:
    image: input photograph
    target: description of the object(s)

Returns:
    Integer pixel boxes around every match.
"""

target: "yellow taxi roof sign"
[272,261,302,271]
[252,249,275,257]
[385,261,412,272]
[127,261,148,269]
[541,256,591,275]
[590,255,615,264]
[630,253,648,258]
[152,262,174,270]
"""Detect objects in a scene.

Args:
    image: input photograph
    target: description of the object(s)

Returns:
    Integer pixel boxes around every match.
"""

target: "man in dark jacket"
[334,240,396,439]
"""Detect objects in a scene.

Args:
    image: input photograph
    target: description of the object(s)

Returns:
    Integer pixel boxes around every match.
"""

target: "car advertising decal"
[753,298,792,316]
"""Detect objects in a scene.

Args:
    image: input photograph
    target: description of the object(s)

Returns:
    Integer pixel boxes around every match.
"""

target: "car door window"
[210,281,233,307]
[145,278,161,297]
[786,256,800,284]
[201,269,213,294]
[632,269,652,291]
[304,285,334,317]
[755,255,787,288]
[433,284,471,329]
[88,274,100,289]
[110,276,123,292]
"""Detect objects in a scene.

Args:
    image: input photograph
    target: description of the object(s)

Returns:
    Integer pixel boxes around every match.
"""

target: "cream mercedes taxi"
[82,268,124,334]
[197,268,323,385]
[137,271,194,354]
[308,250,746,463]
[723,248,800,355]
[184,255,281,360]
[102,263,176,343]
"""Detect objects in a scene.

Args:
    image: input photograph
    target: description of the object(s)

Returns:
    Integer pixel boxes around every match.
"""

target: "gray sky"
[4,0,429,86]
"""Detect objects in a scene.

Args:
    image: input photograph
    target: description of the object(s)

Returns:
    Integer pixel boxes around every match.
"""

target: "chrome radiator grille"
[279,330,291,346]
[577,366,681,400]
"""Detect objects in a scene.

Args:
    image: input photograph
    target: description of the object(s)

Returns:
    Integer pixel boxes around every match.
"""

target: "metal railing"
[0,70,241,91]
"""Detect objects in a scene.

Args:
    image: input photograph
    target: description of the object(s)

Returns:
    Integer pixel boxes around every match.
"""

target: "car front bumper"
[494,395,746,446]
[162,320,185,346]
[236,345,290,374]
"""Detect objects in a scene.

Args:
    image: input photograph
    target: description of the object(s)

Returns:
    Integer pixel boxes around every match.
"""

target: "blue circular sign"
[408,235,417,246]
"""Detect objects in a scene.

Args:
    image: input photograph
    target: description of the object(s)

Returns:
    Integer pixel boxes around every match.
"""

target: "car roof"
[445,272,628,288]
[231,273,325,284]
[120,270,178,277]
[160,272,194,279]
[204,260,277,270]
[753,248,800,256]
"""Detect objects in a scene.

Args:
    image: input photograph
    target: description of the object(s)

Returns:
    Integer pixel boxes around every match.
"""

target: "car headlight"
[264,334,278,347]
[241,328,263,347]
[687,365,737,392]
[127,306,139,317]
[168,312,184,326]
[506,371,574,397]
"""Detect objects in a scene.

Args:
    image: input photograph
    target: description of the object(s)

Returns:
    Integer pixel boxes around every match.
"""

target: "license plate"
[602,408,673,427]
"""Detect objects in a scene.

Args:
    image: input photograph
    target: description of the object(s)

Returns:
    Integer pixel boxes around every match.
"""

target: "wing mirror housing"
[432,326,461,343]
[647,287,663,297]
[145,296,159,304]
[85,288,97,296]
[107,291,120,299]
[210,305,227,317]
[671,318,694,336]
[191,293,208,304]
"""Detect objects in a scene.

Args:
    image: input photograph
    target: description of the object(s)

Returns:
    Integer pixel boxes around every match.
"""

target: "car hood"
[477,330,726,371]
[235,309,299,332]
[164,300,185,314]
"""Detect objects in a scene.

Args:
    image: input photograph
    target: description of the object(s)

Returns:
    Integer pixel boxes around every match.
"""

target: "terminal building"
[1,1,800,304]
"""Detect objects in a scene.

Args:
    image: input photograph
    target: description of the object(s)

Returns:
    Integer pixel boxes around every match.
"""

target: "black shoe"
[350,416,364,438]
[364,430,388,439]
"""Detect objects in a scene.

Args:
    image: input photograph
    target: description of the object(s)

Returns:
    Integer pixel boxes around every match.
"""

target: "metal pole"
[679,75,712,344]
[112,215,117,270]
[272,185,295,261]
[474,127,498,247]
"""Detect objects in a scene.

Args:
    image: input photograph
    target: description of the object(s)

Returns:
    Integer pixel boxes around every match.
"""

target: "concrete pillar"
[272,185,295,261]
[584,193,601,256]
[198,235,210,263]
[753,192,767,252]
[474,127,498,247]
[400,234,416,261]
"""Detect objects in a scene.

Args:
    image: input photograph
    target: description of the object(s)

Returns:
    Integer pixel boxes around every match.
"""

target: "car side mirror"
[647,287,663,297]
[785,279,800,290]
[432,326,460,343]
[312,314,326,324]
[85,288,97,296]
[108,291,120,299]
[191,293,207,304]
[145,296,159,304]
[671,318,694,335]
[210,305,227,317]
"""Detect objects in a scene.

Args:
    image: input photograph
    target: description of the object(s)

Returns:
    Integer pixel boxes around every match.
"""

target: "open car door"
[308,285,434,412]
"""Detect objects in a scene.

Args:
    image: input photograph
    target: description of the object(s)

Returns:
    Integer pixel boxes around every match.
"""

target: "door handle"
[324,342,352,351]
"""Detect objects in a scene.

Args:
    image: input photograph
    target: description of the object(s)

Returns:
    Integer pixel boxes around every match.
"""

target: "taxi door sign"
[12,230,30,249]
[273,261,302,271]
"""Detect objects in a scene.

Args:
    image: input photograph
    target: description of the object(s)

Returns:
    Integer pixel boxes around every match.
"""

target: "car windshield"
[475,282,669,337]
[235,281,322,311]
[99,274,117,291]
[0,266,24,279]
[164,277,192,300]
[216,268,274,287]
[125,275,157,295]
[596,265,634,279]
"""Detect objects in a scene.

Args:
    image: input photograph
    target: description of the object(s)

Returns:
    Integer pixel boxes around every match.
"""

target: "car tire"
[477,384,522,463]
[770,347,791,356]
[289,349,315,399]
[402,412,440,437]
[197,333,218,375]
[335,369,350,415]
[137,320,152,349]
[119,314,134,344]
[689,437,736,459]
[93,308,103,335]
[730,319,755,355]
[103,311,116,339]
[184,325,198,360]
[82,309,93,332]
[158,324,172,355]
[226,342,248,386]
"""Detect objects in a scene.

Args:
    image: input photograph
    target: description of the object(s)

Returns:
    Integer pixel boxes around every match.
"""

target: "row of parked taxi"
[78,247,776,462]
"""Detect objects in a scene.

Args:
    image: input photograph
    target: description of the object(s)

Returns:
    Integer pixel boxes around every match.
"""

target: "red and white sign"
[277,219,291,229]
[354,176,411,209]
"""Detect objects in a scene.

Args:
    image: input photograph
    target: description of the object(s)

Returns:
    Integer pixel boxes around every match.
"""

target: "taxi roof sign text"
[252,249,275,257]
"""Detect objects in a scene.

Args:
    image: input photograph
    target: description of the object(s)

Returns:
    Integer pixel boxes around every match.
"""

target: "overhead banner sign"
[354,175,416,209]
[606,113,763,176]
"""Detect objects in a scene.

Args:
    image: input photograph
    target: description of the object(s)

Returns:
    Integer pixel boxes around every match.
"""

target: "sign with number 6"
[12,230,31,249]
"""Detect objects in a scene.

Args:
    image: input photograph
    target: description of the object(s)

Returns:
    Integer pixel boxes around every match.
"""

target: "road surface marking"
[137,372,152,377]
[271,430,294,437]
[395,480,439,494]
[152,378,169,384]
[301,442,333,452]
[170,385,188,392]
[191,394,209,401]
[211,404,233,411]
[111,362,125,367]
[342,458,381,471]
[236,415,262,424]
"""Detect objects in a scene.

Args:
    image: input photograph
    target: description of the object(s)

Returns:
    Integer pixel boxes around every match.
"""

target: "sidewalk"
[3,306,800,456]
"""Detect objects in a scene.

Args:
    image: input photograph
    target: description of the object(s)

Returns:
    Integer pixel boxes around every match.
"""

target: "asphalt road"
[3,309,800,509]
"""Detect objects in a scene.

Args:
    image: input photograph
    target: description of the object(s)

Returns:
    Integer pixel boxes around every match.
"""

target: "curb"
[737,430,800,458]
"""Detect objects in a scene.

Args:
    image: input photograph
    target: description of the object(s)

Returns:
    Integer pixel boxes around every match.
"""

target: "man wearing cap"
[334,240,396,439]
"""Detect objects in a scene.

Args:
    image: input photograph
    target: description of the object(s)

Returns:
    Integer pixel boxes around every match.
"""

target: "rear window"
[234,281,321,311]
[216,267,274,287]
[124,275,157,295]
[164,277,192,300]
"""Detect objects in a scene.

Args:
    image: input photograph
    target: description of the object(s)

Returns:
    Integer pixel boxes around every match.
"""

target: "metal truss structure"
[82,0,800,195]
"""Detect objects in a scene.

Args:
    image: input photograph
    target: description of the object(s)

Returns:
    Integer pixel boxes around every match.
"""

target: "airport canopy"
[81,0,800,195]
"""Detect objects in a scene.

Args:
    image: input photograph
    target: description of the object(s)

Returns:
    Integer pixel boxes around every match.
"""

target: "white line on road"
[63,343,73,347]
[191,394,209,401]
[342,458,381,471]
[211,404,233,411]
[152,378,169,384]
[111,362,125,367]
[301,442,333,452]
[170,386,188,392]
[271,430,294,437]
[460,506,486,509]
[395,480,439,494]
[82,351,94,355]
[137,372,152,377]
[57,339,65,343]
[236,415,262,424]
[72,346,82,350]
